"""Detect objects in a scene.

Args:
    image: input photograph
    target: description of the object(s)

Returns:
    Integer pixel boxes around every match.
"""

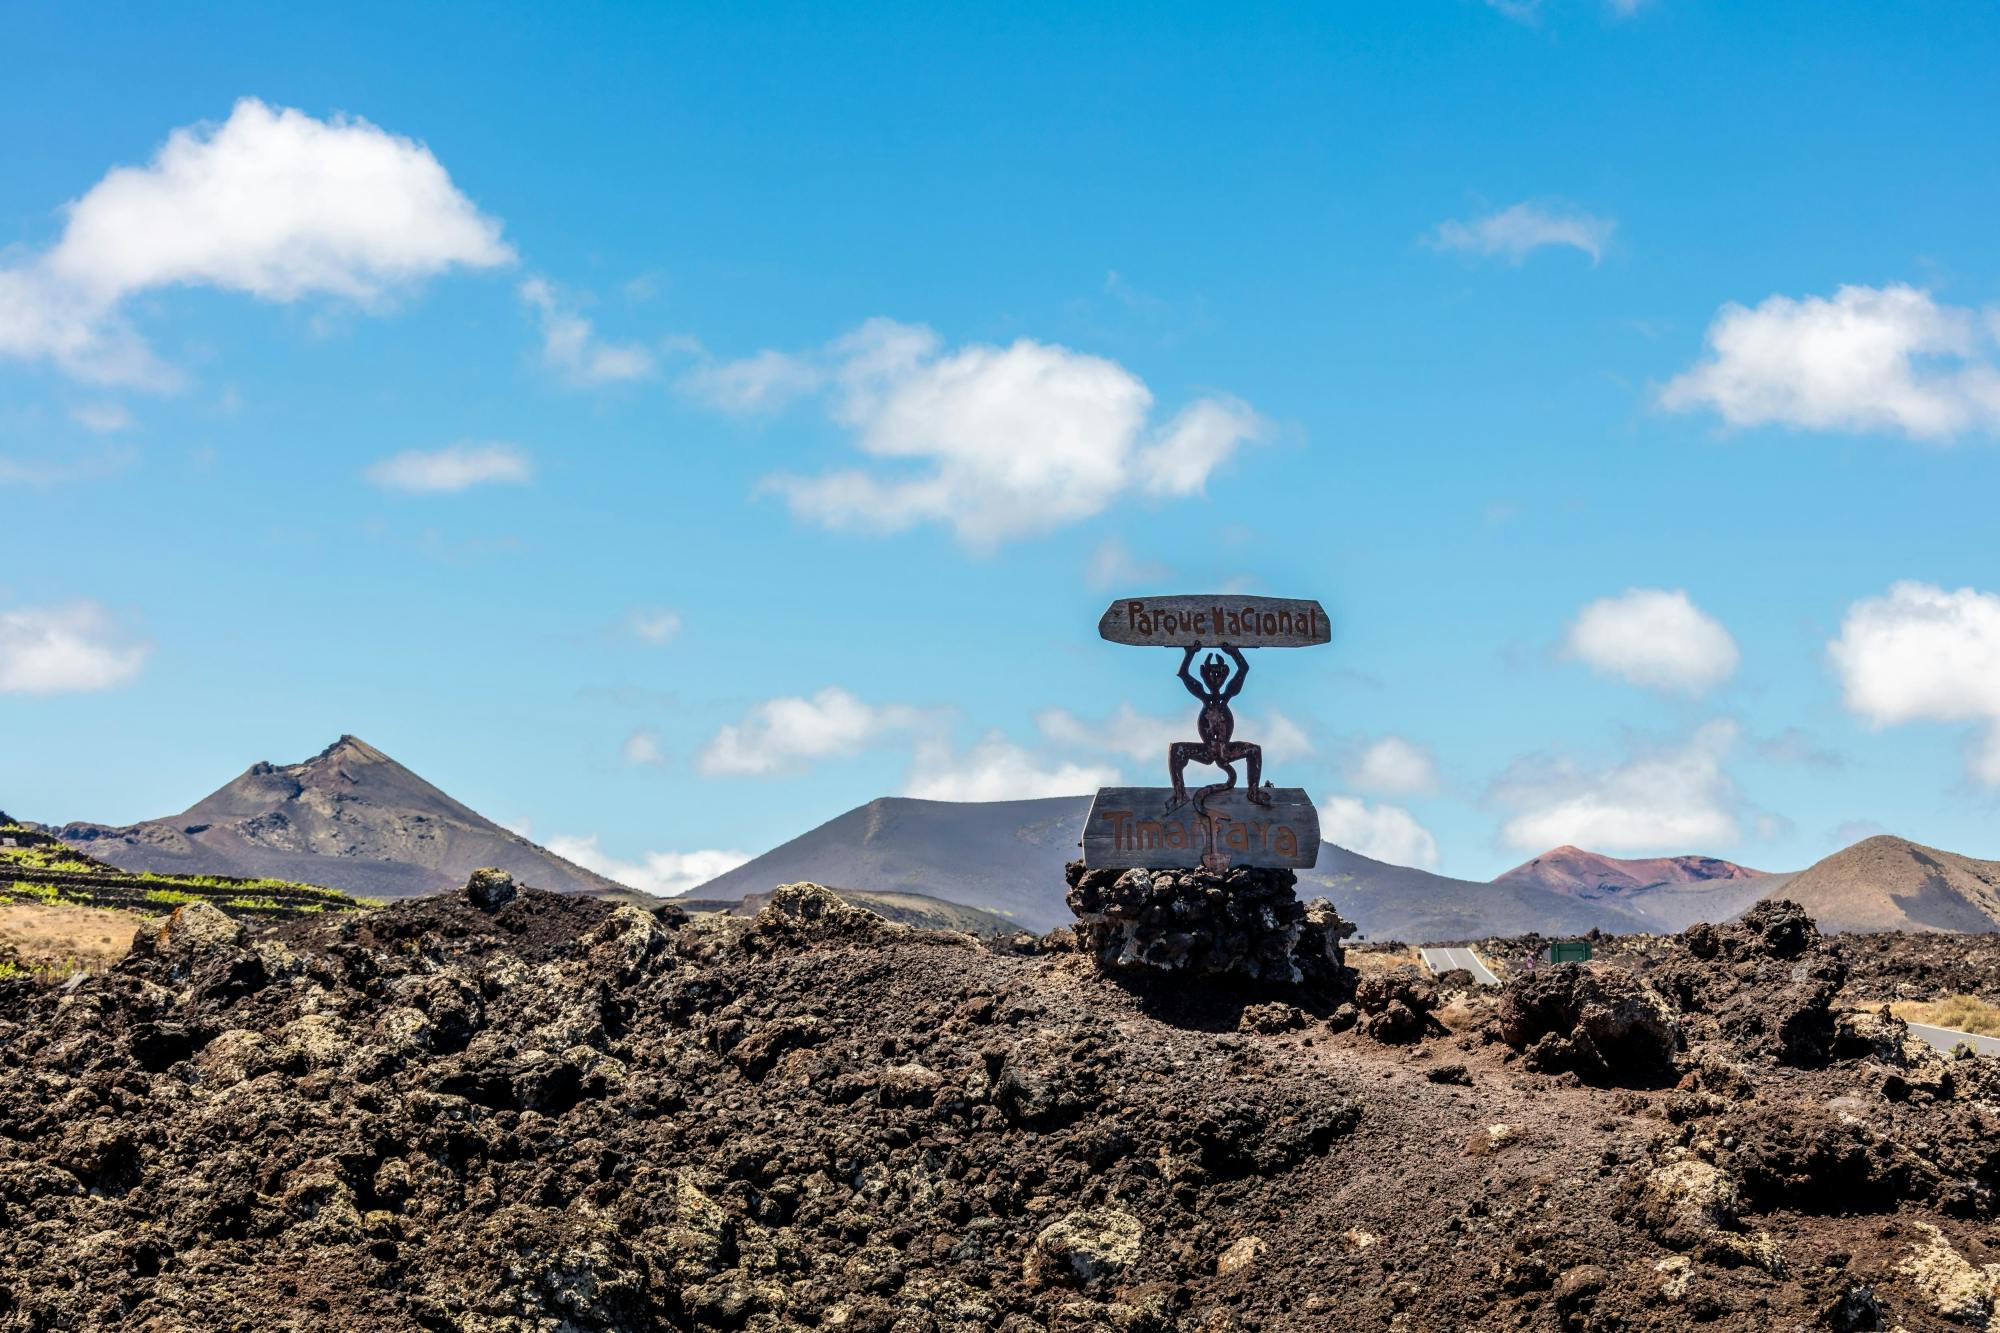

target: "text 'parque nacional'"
[1097,594,1332,649]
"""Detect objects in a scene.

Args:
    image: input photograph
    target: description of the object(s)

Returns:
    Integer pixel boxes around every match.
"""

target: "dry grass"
[1891,995,2000,1038]
[0,900,145,978]
[1348,945,1424,977]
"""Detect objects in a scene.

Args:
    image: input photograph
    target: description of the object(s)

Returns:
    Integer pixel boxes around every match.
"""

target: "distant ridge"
[692,794,1672,939]
[50,736,646,903]
[1492,845,1781,931]
[1778,834,2000,933]
[694,796,1085,929]
[1496,845,1767,896]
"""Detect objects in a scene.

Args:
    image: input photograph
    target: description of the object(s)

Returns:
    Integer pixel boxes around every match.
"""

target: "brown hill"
[1778,834,2000,933]
[1496,844,1767,895]
[1491,845,1780,931]
[48,736,646,904]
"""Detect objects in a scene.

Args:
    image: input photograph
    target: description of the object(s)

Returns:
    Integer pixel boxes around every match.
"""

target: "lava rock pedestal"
[1064,860,1353,986]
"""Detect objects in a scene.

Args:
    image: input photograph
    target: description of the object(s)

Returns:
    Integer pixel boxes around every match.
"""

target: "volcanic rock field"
[1,874,1997,1331]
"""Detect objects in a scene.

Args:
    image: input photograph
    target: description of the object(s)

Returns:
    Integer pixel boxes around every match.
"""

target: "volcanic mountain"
[51,736,642,902]
[1492,844,1782,931]
[692,795,1670,939]
[693,796,1087,930]
[1777,834,2000,933]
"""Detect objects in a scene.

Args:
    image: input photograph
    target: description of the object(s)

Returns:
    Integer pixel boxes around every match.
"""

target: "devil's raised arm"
[1222,644,1248,697]
[1178,643,1204,697]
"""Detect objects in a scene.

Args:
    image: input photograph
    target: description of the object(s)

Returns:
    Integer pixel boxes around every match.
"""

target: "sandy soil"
[0,900,147,976]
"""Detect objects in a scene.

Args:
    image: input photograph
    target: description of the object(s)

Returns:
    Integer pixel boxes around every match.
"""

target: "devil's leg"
[1242,742,1270,805]
[1218,741,1272,805]
[1169,741,1214,807]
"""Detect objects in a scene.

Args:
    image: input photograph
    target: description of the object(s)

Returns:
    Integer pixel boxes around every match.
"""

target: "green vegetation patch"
[0,844,102,875]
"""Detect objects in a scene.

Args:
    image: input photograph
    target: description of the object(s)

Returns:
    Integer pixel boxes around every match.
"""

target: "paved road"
[1908,1023,2000,1059]
[1418,946,1500,987]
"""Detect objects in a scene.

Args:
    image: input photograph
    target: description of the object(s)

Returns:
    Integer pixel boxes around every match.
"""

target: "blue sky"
[5,1,2000,891]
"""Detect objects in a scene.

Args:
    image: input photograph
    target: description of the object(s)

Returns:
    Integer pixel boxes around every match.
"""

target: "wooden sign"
[1098,595,1331,649]
[1083,787,1321,870]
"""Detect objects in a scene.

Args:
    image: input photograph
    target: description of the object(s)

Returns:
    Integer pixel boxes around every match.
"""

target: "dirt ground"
[0,880,1995,1331]
[0,900,147,978]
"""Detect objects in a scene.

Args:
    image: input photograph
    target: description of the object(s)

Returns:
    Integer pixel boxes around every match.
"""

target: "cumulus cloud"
[1563,588,1739,694]
[0,601,150,693]
[518,277,655,384]
[1660,284,2000,440]
[1036,703,1311,767]
[687,318,1264,547]
[543,833,749,897]
[1427,202,1614,265]
[1349,736,1439,796]
[620,729,666,767]
[904,734,1120,802]
[1829,580,2000,784]
[1493,720,1743,852]
[1319,796,1440,869]
[698,686,931,776]
[364,442,532,493]
[0,98,511,385]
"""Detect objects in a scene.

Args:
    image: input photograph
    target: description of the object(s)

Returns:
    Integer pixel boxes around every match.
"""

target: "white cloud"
[544,833,749,897]
[1133,396,1266,498]
[1494,719,1742,852]
[1427,202,1614,265]
[698,686,929,776]
[70,403,134,433]
[0,601,150,693]
[1320,796,1440,869]
[1564,588,1739,694]
[518,277,655,384]
[692,317,1263,547]
[1085,537,1172,591]
[625,608,682,644]
[1829,581,2000,784]
[364,442,532,493]
[0,98,511,385]
[1349,736,1439,796]
[1036,703,1312,768]
[621,729,666,767]
[677,348,824,413]
[904,734,1120,802]
[1659,284,2000,440]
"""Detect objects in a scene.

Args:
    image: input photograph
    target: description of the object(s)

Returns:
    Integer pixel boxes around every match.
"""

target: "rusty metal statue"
[1168,642,1273,812]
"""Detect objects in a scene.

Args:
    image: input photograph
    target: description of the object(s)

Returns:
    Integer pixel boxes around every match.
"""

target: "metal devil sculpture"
[1084,595,1330,874]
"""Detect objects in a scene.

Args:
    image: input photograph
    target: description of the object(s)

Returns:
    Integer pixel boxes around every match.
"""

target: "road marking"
[1907,1022,2000,1059]
[1419,947,1501,987]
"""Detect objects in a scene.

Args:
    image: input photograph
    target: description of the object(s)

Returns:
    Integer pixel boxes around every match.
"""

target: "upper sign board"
[1098,595,1332,649]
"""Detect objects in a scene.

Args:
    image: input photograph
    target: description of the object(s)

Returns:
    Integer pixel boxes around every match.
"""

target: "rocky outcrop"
[1497,963,1679,1084]
[1656,899,1847,1066]
[1063,861,1353,986]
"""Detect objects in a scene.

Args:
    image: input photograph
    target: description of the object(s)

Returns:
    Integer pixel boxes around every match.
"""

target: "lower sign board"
[1082,787,1321,870]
